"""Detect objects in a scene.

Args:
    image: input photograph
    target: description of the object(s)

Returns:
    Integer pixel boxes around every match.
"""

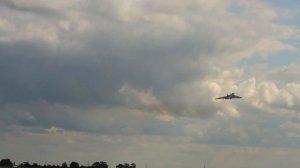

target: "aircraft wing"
[216,96,227,99]
[232,95,242,98]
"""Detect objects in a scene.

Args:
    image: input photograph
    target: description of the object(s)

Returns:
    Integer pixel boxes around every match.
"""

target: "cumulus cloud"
[0,1,300,163]
[118,83,162,111]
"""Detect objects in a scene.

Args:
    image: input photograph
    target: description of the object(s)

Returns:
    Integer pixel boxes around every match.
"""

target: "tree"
[99,162,108,168]
[115,163,135,168]
[69,162,79,168]
[130,163,136,168]
[92,162,101,168]
[92,161,108,168]
[19,162,31,167]
[32,163,39,168]
[0,159,13,167]
[62,163,68,168]
[116,164,123,168]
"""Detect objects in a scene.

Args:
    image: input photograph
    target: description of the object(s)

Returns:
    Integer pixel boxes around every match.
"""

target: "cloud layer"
[0,0,300,168]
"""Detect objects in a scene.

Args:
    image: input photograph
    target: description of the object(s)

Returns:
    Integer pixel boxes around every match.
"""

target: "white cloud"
[0,0,297,131]
[0,0,300,167]
[118,83,162,111]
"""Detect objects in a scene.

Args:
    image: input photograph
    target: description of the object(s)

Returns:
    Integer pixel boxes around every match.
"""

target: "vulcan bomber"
[216,93,242,99]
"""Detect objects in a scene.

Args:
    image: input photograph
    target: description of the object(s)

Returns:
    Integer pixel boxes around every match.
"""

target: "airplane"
[216,93,242,99]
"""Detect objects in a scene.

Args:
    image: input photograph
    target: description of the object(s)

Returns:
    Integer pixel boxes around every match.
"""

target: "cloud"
[1,2,300,164]
[118,83,162,111]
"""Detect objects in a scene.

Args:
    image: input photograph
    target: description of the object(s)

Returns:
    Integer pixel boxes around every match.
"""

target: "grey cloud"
[0,42,153,105]
[0,14,217,117]
[0,0,63,18]
[0,0,298,147]
[0,102,185,137]
[247,63,300,84]
[189,110,299,148]
[1,1,300,168]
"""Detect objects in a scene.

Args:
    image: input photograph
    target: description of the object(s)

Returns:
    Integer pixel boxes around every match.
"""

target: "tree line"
[0,159,136,168]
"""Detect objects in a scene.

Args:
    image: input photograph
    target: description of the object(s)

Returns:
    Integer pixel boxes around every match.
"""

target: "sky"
[0,0,300,168]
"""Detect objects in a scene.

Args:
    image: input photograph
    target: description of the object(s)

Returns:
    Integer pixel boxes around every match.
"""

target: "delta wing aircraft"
[216,93,242,99]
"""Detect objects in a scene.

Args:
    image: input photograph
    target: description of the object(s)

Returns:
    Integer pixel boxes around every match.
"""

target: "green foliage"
[0,159,13,167]
[69,162,79,168]
[61,163,68,168]
[1,158,136,168]
[91,162,108,168]
[116,163,135,168]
